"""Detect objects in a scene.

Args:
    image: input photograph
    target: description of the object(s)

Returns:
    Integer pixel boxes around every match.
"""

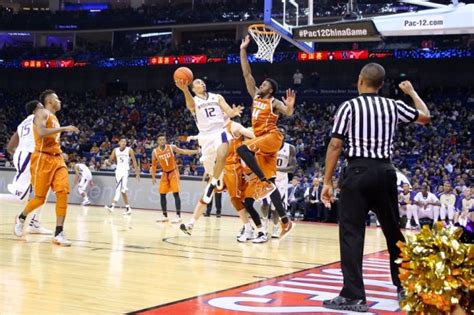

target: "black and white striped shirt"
[331,93,419,159]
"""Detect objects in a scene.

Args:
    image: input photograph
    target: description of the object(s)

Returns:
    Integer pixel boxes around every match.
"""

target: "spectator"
[288,177,305,219]
[293,69,304,88]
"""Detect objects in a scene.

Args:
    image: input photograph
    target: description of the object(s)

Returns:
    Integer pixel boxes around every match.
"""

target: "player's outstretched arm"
[217,94,243,118]
[6,132,19,155]
[274,89,296,117]
[175,79,196,112]
[129,148,140,180]
[240,35,258,98]
[278,145,297,173]
[34,108,79,137]
[151,149,158,185]
[173,145,200,156]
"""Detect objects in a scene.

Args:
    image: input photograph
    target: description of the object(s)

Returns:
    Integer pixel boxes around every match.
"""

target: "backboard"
[263,0,315,53]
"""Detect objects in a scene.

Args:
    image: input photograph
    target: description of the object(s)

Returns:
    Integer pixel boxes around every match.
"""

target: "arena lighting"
[139,32,172,38]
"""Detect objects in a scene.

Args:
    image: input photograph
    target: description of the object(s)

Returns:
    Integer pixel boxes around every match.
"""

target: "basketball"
[173,67,193,85]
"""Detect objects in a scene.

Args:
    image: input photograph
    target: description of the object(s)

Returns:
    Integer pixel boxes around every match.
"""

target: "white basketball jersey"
[276,143,291,182]
[414,192,438,211]
[16,114,35,153]
[76,163,92,179]
[115,147,131,172]
[193,92,225,133]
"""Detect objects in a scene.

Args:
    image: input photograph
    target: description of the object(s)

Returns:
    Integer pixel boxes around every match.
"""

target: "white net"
[248,24,281,63]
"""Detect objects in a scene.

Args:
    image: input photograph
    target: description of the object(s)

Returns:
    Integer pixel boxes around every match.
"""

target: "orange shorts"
[244,130,283,179]
[244,175,258,200]
[224,163,245,200]
[30,152,70,197]
[159,169,180,194]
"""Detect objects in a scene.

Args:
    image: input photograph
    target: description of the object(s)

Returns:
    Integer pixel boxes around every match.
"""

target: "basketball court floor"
[1,201,407,314]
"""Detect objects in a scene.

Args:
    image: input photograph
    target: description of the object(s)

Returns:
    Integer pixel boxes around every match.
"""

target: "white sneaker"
[271,225,280,239]
[156,215,169,222]
[81,199,91,206]
[252,232,268,244]
[14,215,25,237]
[171,216,182,223]
[52,231,72,247]
[237,229,255,243]
[123,207,132,216]
[105,205,114,213]
[27,221,53,235]
[236,226,245,239]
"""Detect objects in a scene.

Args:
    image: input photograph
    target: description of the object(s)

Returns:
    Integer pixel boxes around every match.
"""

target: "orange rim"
[248,24,277,35]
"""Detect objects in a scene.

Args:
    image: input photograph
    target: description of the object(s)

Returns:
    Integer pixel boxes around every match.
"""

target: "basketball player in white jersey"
[398,183,419,229]
[261,126,296,238]
[105,138,140,215]
[439,181,457,224]
[74,163,93,206]
[5,100,52,234]
[414,183,441,226]
[175,78,243,235]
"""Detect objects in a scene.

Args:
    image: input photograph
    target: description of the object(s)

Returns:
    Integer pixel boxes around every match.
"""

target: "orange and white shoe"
[279,221,295,241]
[255,181,276,201]
[52,231,72,247]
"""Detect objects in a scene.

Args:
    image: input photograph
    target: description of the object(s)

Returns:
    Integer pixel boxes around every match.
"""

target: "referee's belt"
[348,157,390,164]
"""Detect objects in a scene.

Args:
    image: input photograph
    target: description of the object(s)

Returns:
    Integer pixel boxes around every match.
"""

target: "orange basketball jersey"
[251,97,278,137]
[152,145,177,172]
[34,111,62,154]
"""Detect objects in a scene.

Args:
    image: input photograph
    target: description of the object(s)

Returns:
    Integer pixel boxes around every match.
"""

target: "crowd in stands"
[0,1,420,31]
[0,84,472,222]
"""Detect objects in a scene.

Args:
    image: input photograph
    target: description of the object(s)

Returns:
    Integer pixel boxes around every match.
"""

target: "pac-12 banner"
[130,250,403,314]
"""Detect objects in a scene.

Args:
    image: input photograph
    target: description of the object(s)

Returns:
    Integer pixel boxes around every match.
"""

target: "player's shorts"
[159,169,180,194]
[115,169,129,194]
[244,130,283,179]
[9,150,33,200]
[78,175,92,194]
[418,208,434,220]
[30,151,69,197]
[244,174,258,201]
[198,128,232,175]
[224,163,244,200]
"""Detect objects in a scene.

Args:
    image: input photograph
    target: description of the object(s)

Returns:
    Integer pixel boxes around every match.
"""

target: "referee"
[321,63,430,312]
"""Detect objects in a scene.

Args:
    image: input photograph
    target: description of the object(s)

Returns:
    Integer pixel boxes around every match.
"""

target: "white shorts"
[418,209,433,220]
[198,129,232,175]
[78,176,92,194]
[9,150,33,200]
[115,170,129,193]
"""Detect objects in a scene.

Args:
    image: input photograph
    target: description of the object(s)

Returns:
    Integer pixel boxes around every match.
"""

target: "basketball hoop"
[248,24,281,63]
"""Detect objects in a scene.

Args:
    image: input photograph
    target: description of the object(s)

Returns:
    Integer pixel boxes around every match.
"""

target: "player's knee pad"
[55,193,68,217]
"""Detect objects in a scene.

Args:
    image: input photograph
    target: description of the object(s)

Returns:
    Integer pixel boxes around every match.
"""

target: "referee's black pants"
[338,158,404,300]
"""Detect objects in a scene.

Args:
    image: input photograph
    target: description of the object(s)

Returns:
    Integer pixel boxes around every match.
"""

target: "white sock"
[257,226,265,233]
[210,177,218,186]
[126,204,130,208]
[244,223,252,232]
[189,218,195,225]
